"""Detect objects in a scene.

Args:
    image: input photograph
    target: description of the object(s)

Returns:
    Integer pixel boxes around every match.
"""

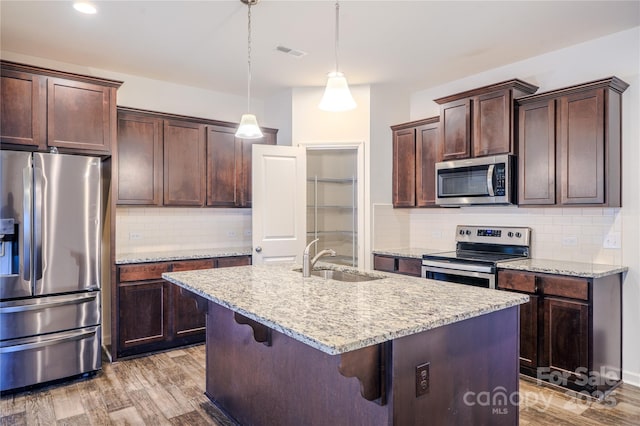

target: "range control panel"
[455,225,531,246]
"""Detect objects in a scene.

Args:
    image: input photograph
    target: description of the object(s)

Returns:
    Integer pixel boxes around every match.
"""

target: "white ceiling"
[1,1,639,98]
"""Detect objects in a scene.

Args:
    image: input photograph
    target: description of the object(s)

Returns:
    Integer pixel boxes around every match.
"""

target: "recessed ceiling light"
[73,2,97,14]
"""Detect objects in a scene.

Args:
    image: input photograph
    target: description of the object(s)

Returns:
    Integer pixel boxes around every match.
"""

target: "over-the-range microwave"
[435,154,515,206]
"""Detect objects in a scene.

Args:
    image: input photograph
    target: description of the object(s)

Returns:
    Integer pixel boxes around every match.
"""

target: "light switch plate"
[603,232,621,249]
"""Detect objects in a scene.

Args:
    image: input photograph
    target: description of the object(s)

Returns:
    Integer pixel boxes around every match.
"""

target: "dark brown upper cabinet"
[0,60,121,154]
[116,111,163,205]
[163,120,206,206]
[391,116,440,208]
[434,79,538,160]
[115,107,277,207]
[206,125,276,208]
[0,68,46,149]
[516,77,628,207]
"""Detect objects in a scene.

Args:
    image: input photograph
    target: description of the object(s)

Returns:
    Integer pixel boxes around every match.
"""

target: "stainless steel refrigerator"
[0,151,102,392]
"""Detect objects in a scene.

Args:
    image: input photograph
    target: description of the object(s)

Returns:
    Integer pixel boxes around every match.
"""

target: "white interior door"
[252,145,306,264]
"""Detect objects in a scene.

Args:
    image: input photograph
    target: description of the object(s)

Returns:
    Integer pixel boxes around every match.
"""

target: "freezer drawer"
[0,291,100,340]
[0,325,101,392]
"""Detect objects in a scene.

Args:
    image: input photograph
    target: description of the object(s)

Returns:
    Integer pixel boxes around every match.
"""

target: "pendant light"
[319,1,356,112]
[236,0,263,139]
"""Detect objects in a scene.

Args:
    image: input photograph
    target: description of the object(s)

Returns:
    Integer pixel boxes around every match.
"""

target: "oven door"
[421,262,495,289]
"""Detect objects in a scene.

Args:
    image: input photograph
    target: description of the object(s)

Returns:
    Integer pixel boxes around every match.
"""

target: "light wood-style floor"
[2,344,639,425]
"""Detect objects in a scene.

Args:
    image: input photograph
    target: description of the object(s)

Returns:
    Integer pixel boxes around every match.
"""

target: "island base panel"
[205,302,388,425]
[205,302,519,425]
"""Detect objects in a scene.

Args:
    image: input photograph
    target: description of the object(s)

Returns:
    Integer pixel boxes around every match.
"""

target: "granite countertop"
[497,258,628,278]
[162,263,528,355]
[372,247,447,259]
[115,247,252,265]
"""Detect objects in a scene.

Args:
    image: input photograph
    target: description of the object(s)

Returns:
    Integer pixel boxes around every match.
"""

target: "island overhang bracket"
[233,312,272,346]
[338,342,387,405]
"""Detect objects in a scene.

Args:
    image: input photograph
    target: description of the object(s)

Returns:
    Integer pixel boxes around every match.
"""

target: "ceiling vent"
[275,45,308,58]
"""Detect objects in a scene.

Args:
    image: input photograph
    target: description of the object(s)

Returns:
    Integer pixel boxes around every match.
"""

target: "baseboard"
[622,369,640,388]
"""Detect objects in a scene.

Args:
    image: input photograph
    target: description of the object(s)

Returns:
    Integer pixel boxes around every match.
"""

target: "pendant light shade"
[319,1,356,112]
[236,114,263,139]
[319,72,357,112]
[236,0,263,139]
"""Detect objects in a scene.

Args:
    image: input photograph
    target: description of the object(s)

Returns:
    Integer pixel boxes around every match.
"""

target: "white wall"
[405,27,640,386]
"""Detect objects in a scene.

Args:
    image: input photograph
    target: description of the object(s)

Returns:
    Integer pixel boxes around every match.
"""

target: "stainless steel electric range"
[422,225,531,289]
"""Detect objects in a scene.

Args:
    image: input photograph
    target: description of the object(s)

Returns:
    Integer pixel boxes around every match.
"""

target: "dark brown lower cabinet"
[543,297,589,383]
[497,269,621,394]
[116,255,250,358]
[119,280,170,350]
[373,254,421,277]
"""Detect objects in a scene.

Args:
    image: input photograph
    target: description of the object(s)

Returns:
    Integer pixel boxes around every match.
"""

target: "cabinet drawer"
[397,258,421,277]
[217,256,251,268]
[119,263,170,282]
[539,275,589,301]
[172,259,215,272]
[373,255,396,273]
[497,270,536,293]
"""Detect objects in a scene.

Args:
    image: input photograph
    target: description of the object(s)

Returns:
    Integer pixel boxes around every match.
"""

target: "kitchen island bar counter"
[163,263,527,355]
[163,263,528,425]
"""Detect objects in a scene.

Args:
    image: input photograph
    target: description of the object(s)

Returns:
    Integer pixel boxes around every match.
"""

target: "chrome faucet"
[302,239,336,277]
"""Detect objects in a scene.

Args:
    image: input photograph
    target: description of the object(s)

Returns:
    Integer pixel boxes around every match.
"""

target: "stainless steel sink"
[295,268,383,282]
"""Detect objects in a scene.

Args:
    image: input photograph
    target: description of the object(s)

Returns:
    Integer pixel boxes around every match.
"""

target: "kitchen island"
[163,264,529,425]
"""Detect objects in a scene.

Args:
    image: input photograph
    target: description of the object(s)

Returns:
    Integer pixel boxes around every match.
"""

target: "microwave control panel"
[494,164,506,196]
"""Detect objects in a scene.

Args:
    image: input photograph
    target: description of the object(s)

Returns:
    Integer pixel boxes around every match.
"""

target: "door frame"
[298,141,366,270]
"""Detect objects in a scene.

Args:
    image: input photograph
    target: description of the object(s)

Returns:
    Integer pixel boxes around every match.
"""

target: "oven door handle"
[422,265,494,279]
[421,259,494,274]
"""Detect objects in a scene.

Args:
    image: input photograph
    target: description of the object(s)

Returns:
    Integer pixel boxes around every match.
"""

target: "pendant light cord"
[247,1,253,113]
[334,1,340,73]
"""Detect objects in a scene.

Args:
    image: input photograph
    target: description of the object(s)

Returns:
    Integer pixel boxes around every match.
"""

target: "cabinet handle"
[255,246,262,253]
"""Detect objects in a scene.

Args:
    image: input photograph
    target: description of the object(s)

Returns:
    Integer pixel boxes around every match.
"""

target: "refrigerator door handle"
[33,166,44,282]
[0,327,97,354]
[22,167,32,282]
[0,292,98,314]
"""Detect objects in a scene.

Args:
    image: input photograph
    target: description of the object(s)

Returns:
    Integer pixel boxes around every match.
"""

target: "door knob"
[255,246,262,253]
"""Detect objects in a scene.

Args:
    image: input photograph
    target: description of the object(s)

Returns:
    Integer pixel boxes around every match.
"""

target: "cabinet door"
[440,98,471,160]
[171,259,212,338]
[237,133,276,208]
[543,297,590,380]
[206,126,238,207]
[163,120,206,206]
[518,100,556,205]
[519,294,539,370]
[558,88,605,205]
[415,121,440,207]
[47,77,113,153]
[116,111,163,205]
[119,280,170,349]
[473,89,512,157]
[392,128,416,207]
[0,69,46,149]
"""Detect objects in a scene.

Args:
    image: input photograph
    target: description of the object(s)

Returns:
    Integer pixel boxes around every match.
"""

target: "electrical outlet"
[227,230,237,238]
[431,230,443,239]
[129,232,142,240]
[415,362,430,397]
[244,230,252,237]
[603,232,621,249]
[562,236,578,247]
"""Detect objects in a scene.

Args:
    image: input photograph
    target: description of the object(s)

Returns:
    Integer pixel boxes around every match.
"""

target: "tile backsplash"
[373,204,623,265]
[116,207,252,254]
